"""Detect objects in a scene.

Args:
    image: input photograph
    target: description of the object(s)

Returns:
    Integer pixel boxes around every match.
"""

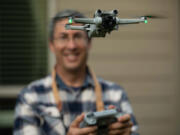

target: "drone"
[65,9,150,38]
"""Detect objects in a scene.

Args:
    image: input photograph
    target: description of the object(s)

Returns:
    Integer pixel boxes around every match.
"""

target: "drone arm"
[65,24,87,30]
[116,17,146,24]
[73,17,102,24]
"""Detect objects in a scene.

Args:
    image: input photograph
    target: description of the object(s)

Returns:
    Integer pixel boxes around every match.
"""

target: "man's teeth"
[67,54,75,56]
[66,54,78,59]
[66,53,78,56]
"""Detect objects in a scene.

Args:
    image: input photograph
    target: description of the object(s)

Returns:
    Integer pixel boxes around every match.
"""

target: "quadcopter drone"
[65,9,149,38]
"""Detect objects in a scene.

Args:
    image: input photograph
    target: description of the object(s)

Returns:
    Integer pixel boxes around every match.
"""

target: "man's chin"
[64,64,83,72]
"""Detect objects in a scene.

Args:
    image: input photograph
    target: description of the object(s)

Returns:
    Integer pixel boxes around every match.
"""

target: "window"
[0,0,47,85]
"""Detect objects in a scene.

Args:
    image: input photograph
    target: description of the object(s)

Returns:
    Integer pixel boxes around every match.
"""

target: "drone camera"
[113,10,118,15]
[95,9,102,17]
[97,9,102,14]
[101,15,117,31]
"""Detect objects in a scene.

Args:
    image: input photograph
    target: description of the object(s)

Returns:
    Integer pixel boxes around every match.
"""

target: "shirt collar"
[55,68,94,91]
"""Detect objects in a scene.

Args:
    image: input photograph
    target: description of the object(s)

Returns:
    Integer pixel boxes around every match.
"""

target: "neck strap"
[51,67,104,112]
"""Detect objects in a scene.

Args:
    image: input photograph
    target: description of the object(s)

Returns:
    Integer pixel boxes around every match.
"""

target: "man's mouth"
[64,53,79,62]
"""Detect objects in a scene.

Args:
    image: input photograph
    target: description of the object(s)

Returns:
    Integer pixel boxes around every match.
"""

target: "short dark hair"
[49,9,88,42]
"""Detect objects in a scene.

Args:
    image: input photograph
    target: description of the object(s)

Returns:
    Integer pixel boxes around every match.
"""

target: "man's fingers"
[88,132,97,135]
[109,121,133,130]
[88,131,97,135]
[78,126,97,135]
[108,128,126,135]
[108,105,116,109]
[118,114,131,123]
[68,124,97,135]
[68,114,98,135]
[108,127,131,135]
[71,113,85,127]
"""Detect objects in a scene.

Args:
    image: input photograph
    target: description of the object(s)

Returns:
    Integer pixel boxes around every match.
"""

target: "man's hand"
[108,114,132,135]
[67,113,97,135]
[107,105,133,135]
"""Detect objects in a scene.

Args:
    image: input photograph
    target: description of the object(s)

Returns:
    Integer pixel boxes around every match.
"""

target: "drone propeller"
[141,14,166,19]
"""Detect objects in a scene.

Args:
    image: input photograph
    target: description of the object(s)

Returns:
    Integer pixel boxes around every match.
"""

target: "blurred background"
[0,0,179,134]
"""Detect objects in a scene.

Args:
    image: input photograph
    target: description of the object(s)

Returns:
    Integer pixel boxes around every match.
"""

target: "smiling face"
[49,18,91,72]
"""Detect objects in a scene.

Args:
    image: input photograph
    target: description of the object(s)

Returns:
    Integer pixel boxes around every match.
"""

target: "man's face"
[49,19,91,72]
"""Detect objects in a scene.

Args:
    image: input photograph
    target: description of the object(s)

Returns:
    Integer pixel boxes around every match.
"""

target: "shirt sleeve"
[120,90,139,135]
[13,90,42,135]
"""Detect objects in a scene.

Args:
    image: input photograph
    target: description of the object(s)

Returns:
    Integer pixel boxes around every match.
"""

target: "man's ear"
[87,39,92,50]
[49,40,55,53]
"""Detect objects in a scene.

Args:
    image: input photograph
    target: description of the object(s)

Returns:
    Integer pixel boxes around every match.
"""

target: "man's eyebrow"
[58,32,68,36]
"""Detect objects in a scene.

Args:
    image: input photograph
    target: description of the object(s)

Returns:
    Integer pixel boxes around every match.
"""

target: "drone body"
[65,9,148,38]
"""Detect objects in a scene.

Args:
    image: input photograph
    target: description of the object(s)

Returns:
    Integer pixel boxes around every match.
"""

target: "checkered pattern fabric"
[14,72,139,135]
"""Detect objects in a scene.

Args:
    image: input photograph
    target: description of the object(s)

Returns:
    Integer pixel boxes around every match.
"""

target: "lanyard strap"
[52,69,62,111]
[51,67,104,112]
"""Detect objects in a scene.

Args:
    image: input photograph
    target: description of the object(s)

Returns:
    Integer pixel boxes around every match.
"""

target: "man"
[14,9,139,135]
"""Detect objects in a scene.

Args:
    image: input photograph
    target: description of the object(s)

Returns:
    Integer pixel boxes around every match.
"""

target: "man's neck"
[55,65,86,87]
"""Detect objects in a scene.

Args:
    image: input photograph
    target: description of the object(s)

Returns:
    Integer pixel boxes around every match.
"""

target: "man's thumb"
[71,113,85,127]
[108,105,116,109]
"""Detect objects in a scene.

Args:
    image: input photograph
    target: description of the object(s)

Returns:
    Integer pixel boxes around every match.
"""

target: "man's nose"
[66,38,77,49]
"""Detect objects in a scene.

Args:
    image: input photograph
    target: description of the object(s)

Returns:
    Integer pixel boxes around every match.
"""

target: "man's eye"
[60,35,68,40]
[74,34,83,39]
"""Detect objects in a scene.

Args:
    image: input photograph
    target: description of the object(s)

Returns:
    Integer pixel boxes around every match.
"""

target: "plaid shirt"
[14,72,139,135]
